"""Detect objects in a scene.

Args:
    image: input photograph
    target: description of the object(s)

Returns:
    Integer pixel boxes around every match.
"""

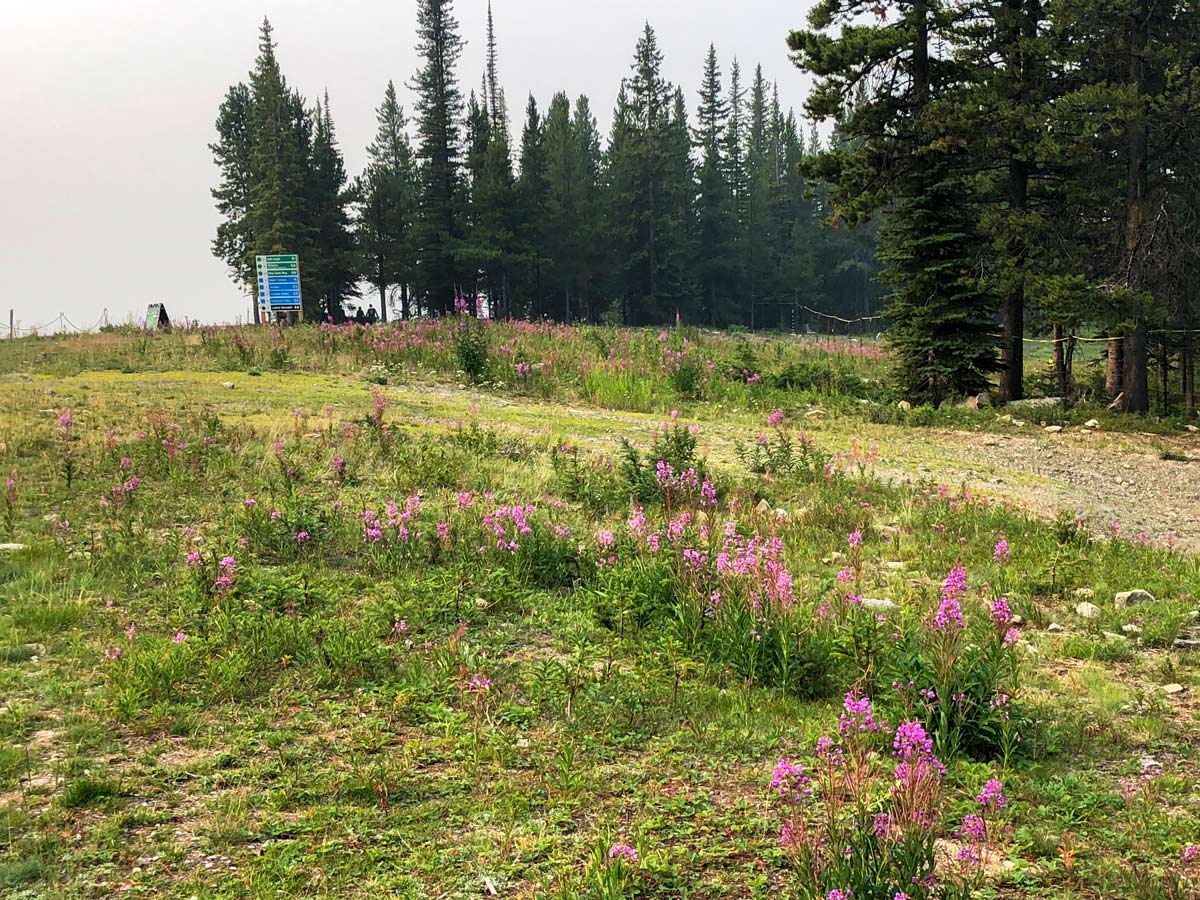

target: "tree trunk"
[1158,338,1170,415]
[1052,323,1067,397]
[998,0,1035,403]
[1183,341,1196,419]
[1119,0,1150,413]
[1106,335,1124,399]
[1123,322,1149,412]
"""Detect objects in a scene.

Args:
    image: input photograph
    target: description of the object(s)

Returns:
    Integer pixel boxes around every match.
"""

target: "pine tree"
[789,0,999,399]
[724,59,750,324]
[693,45,736,325]
[355,81,418,321]
[210,82,257,321]
[515,95,549,318]
[569,96,607,322]
[543,92,578,321]
[607,23,691,325]
[306,91,359,322]
[881,151,997,404]
[410,0,466,314]
[247,19,313,318]
[484,0,506,132]
[745,64,776,326]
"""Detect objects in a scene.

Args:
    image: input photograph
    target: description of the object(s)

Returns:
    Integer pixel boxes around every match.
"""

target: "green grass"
[0,328,1196,898]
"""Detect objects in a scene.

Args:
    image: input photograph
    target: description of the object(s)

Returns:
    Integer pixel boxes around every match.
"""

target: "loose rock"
[862,598,899,614]
[1075,601,1101,619]
[0,543,26,552]
[1114,589,1155,609]
[1162,683,1185,695]
[1044,425,1064,434]
[1008,397,1065,409]
[1047,622,1064,633]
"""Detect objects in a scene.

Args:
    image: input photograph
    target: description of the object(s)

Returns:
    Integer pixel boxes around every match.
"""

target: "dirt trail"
[869,427,1200,550]
[462,389,1200,552]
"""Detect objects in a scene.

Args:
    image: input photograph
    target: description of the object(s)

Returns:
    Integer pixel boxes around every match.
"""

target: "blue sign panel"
[255,254,303,315]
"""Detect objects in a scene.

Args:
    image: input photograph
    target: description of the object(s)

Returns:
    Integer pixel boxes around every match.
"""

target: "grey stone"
[1047,623,1064,633]
[1114,589,1156,609]
[1008,397,1065,410]
[1162,683,1185,695]
[1085,419,1100,429]
[222,381,235,389]
[0,543,26,552]
[1075,601,1101,619]
[1173,638,1200,650]
[861,598,899,614]
[1044,425,1064,434]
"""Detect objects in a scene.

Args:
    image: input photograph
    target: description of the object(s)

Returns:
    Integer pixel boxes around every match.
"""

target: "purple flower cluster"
[213,555,236,593]
[840,692,880,735]
[976,778,1006,810]
[607,841,638,863]
[771,758,811,802]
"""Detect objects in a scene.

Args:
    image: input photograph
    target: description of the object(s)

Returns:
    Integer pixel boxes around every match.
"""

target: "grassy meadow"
[0,321,1198,899]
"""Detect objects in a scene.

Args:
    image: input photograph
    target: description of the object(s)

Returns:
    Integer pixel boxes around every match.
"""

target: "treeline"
[789,0,1200,413]
[210,4,882,331]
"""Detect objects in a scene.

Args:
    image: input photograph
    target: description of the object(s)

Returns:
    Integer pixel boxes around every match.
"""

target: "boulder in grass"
[1114,589,1155,610]
[1008,397,1065,410]
[0,543,26,553]
[1075,601,1101,619]
[861,598,899,614]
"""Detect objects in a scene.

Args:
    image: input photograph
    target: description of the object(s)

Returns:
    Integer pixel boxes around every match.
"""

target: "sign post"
[255,254,303,324]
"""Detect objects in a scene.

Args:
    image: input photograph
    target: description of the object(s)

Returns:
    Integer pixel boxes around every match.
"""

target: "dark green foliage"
[452,315,489,383]
[410,0,466,315]
[880,152,999,404]
[306,93,359,322]
[355,81,418,322]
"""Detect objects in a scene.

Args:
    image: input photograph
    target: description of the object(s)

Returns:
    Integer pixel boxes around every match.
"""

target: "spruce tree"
[607,23,690,325]
[693,46,736,325]
[306,92,359,322]
[410,0,466,314]
[789,0,999,400]
[355,81,418,321]
[210,82,257,321]
[247,19,313,317]
[880,151,997,404]
[569,96,607,322]
[515,95,549,318]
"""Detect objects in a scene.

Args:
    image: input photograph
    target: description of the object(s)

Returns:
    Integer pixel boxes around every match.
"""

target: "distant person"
[366,306,379,324]
[354,307,366,325]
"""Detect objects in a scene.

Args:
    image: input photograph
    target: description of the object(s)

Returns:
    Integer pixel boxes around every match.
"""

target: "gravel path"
[870,427,1200,551]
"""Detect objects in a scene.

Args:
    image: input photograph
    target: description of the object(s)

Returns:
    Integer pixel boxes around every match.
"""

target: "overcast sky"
[1,1,816,331]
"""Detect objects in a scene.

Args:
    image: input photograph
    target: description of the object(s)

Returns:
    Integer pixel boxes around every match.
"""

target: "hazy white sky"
[1,1,816,331]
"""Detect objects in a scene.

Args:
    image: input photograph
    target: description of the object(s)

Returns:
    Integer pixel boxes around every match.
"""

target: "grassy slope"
[0,336,1197,899]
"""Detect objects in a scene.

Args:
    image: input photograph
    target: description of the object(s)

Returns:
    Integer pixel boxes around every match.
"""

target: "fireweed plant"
[773,695,1010,900]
